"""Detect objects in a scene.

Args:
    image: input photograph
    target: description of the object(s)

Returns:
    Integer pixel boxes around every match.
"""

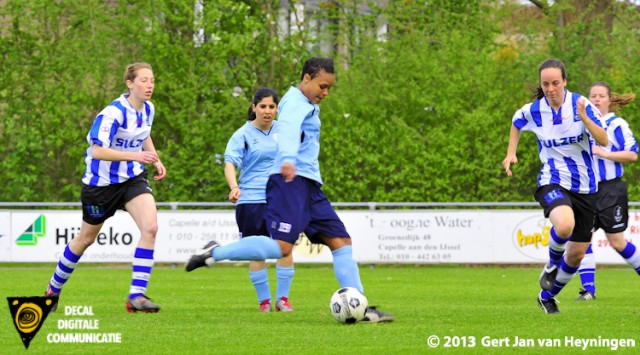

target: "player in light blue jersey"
[576,82,639,301]
[502,58,609,314]
[46,62,166,313]
[187,58,394,322]
[224,88,295,312]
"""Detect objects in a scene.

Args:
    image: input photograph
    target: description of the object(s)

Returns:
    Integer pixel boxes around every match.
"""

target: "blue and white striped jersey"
[512,90,606,194]
[270,86,322,185]
[593,113,638,182]
[82,94,155,186]
[224,121,279,204]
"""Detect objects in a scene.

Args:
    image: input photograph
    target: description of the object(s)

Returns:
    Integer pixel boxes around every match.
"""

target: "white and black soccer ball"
[329,287,368,324]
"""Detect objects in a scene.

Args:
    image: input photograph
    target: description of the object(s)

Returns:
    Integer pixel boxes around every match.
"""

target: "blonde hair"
[590,81,635,112]
[123,62,153,89]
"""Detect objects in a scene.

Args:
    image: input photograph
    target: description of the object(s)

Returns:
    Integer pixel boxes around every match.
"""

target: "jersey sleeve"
[277,101,313,164]
[583,97,606,129]
[613,118,638,153]
[87,106,122,148]
[224,128,246,169]
[512,105,531,131]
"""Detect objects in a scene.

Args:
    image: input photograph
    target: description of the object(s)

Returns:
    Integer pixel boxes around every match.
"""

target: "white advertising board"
[1,209,638,264]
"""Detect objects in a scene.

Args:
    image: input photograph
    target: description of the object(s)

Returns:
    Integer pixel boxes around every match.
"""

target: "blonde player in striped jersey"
[45,62,166,313]
[575,82,639,301]
[502,58,608,314]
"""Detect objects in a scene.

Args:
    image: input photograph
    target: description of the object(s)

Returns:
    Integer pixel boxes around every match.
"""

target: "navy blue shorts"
[81,171,153,225]
[534,184,597,243]
[235,203,269,237]
[594,178,628,233]
[265,174,350,244]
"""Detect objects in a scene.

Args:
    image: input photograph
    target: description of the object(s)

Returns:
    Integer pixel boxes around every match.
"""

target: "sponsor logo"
[114,138,144,149]
[539,134,585,148]
[614,205,623,223]
[544,190,565,205]
[7,296,57,349]
[15,215,46,246]
[512,215,551,261]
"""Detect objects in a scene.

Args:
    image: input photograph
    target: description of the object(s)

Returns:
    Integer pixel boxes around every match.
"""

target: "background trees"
[1,0,640,202]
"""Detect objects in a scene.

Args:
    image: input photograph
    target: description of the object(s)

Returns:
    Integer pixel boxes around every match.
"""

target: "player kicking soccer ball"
[186,57,393,323]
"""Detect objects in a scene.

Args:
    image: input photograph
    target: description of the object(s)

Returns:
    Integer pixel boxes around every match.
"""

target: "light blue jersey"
[271,86,322,185]
[225,121,279,204]
[82,94,154,186]
[512,90,606,194]
[594,113,638,182]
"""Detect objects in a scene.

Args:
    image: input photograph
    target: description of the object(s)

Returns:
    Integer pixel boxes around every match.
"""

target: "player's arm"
[277,103,312,181]
[224,162,241,203]
[502,124,521,177]
[593,146,638,163]
[142,137,166,180]
[577,98,608,147]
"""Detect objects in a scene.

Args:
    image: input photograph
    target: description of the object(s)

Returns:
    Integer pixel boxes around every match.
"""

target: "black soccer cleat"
[539,263,558,291]
[537,295,560,314]
[362,306,395,323]
[185,240,219,272]
[575,288,596,301]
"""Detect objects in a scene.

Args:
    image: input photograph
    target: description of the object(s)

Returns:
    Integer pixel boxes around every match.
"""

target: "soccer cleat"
[126,295,160,313]
[539,263,558,291]
[45,287,60,313]
[362,306,395,323]
[260,299,272,312]
[275,296,294,312]
[537,295,560,314]
[575,288,596,301]
[185,240,219,272]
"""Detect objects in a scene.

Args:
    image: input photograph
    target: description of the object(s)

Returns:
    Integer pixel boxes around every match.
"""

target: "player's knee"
[140,222,158,239]
[554,223,574,239]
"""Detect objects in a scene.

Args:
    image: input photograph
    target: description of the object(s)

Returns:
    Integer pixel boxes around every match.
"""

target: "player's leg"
[576,243,596,300]
[46,221,103,311]
[608,232,640,275]
[308,187,393,323]
[538,191,596,314]
[185,175,302,270]
[124,191,160,313]
[534,185,574,291]
[249,260,272,312]
[275,253,295,312]
[46,183,118,311]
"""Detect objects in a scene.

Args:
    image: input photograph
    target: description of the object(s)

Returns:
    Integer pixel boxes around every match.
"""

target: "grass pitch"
[1,263,638,354]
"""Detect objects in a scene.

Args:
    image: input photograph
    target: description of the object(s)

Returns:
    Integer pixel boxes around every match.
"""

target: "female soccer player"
[187,57,393,322]
[502,58,608,314]
[575,82,639,301]
[224,87,295,312]
[45,62,166,313]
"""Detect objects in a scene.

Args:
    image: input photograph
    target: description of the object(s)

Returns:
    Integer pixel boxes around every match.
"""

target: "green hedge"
[1,0,639,203]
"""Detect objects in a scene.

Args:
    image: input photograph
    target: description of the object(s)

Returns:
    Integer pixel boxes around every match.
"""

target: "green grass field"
[1,263,638,354]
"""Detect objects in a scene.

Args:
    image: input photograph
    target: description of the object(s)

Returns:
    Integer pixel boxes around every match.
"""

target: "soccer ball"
[329,287,368,324]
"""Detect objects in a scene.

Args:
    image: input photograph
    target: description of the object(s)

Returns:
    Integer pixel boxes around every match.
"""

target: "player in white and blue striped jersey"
[576,82,640,301]
[223,88,295,312]
[502,58,609,314]
[46,62,166,313]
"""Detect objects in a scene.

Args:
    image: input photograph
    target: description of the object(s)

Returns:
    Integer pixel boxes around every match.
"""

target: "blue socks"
[577,244,596,294]
[275,265,294,300]
[548,227,569,267]
[213,236,283,261]
[331,245,364,293]
[49,245,82,293]
[249,268,271,304]
[129,247,154,299]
